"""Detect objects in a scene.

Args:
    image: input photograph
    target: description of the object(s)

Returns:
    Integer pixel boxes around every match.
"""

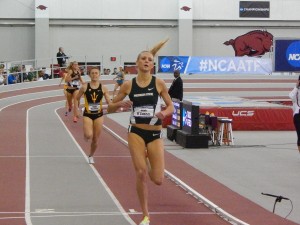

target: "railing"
[0,54,140,85]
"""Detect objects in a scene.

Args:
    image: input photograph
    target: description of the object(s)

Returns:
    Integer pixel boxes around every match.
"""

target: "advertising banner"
[273,39,300,72]
[199,107,294,131]
[239,1,270,18]
[158,56,272,75]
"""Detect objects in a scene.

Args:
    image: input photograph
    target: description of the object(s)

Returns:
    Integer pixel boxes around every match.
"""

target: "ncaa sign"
[158,56,189,73]
[274,39,300,72]
[286,41,300,67]
[158,57,171,72]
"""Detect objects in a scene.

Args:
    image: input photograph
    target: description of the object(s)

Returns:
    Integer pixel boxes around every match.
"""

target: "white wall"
[0,27,35,62]
[1,0,300,65]
[0,0,35,18]
[194,0,300,20]
[48,0,178,19]
[49,26,179,69]
[2,0,300,20]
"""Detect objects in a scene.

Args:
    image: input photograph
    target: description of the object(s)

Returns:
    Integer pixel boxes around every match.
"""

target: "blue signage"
[158,56,272,74]
[158,56,189,73]
[274,39,300,72]
[171,99,182,128]
[181,100,199,135]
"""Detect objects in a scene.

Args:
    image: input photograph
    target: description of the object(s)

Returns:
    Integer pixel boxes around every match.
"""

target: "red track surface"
[59,111,298,225]
[0,80,298,225]
[0,96,64,225]
[60,111,229,225]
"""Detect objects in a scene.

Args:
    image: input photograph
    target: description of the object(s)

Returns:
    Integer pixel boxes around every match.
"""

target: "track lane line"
[54,107,136,225]
[25,108,32,225]
[103,122,249,225]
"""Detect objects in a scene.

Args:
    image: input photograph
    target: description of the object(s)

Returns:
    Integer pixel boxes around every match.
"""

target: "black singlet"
[67,71,81,88]
[128,76,161,126]
[83,82,104,117]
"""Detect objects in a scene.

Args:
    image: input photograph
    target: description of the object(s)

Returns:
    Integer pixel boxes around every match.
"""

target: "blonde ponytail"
[149,38,169,57]
[137,38,169,60]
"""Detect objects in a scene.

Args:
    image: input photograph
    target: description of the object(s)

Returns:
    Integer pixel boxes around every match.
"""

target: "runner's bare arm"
[102,85,111,104]
[155,78,174,120]
[108,80,132,113]
[76,83,87,102]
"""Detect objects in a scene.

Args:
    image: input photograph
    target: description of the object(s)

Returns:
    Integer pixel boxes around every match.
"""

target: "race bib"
[88,103,100,112]
[71,80,79,87]
[133,106,154,118]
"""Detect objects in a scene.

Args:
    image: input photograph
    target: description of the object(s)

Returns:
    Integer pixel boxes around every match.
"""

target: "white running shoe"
[88,156,94,164]
[139,216,150,225]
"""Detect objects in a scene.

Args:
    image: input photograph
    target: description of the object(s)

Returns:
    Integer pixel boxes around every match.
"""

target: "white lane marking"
[103,123,250,225]
[11,95,246,225]
[0,89,62,101]
[0,211,215,220]
[0,216,25,220]
[0,211,214,215]
[0,93,63,112]
[34,209,55,213]
[25,101,68,225]
[25,108,33,225]
[55,108,136,225]
[0,155,131,158]
[1,98,130,224]
[0,93,64,225]
[0,84,63,94]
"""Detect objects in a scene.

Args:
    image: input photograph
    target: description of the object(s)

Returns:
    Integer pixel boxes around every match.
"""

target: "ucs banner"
[158,56,272,75]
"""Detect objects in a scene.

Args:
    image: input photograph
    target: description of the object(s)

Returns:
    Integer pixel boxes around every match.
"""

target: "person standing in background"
[112,66,125,99]
[27,67,37,81]
[0,64,5,85]
[168,69,183,101]
[56,47,68,68]
[7,73,17,84]
[111,67,118,75]
[289,76,300,154]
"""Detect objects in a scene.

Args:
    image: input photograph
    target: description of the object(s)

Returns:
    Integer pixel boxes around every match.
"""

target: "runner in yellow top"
[76,67,111,164]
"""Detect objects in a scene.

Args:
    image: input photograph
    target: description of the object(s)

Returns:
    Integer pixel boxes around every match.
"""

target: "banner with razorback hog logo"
[224,30,273,57]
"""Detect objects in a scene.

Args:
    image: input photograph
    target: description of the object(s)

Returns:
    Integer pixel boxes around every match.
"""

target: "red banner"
[200,107,294,131]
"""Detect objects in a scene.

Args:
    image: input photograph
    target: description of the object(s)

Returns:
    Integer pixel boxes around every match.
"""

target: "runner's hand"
[155,111,166,120]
